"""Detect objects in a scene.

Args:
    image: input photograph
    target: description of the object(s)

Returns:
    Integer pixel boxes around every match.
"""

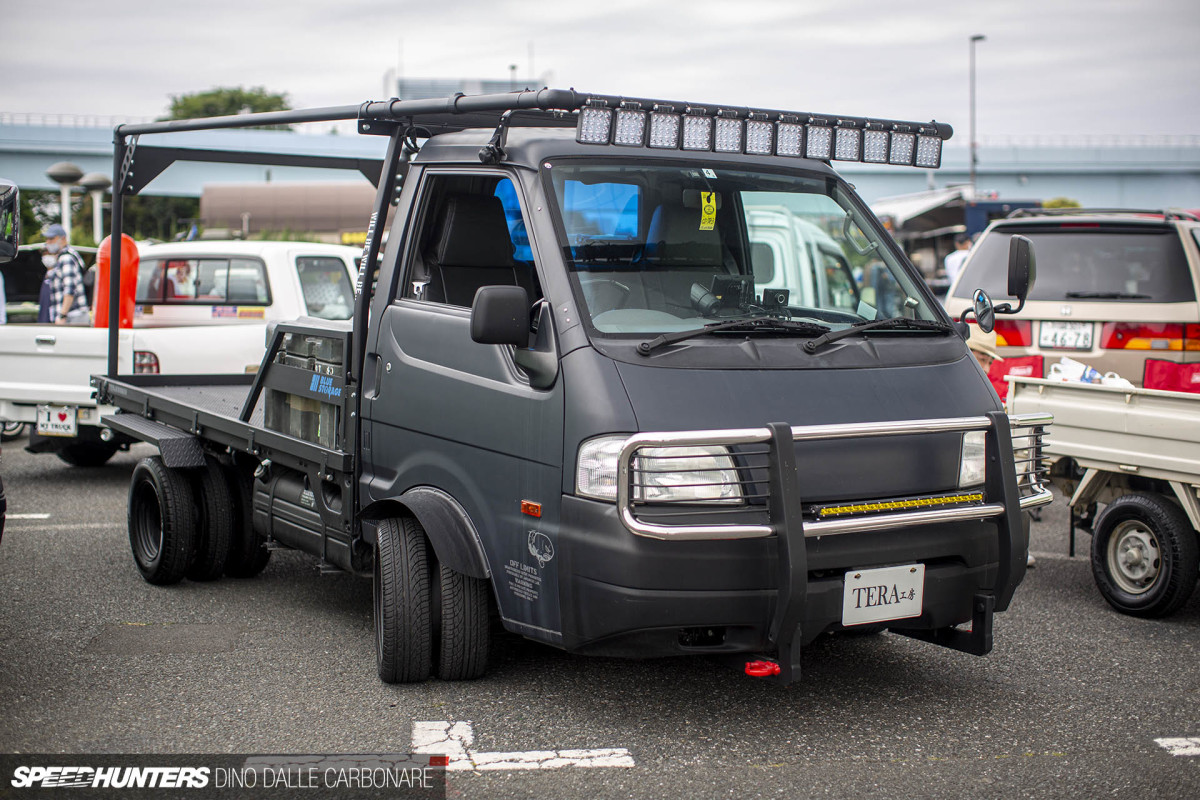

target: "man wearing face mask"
[39,223,90,326]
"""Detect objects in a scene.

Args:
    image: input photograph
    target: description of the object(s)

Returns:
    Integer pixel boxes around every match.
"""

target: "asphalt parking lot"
[1,438,1198,799]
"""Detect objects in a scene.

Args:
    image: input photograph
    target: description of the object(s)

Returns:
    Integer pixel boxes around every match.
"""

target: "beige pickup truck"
[1009,376,1200,617]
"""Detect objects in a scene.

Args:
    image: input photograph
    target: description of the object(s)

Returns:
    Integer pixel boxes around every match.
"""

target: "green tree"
[162,86,291,124]
[1042,197,1082,209]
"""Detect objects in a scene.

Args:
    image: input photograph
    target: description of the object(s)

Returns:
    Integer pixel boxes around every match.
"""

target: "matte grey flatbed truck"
[93,89,1052,684]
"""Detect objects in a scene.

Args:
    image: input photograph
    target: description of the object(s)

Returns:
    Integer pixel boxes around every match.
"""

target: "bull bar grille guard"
[617,413,1053,542]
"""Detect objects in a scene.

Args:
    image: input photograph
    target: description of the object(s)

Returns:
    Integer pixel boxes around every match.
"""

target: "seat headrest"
[643,205,724,266]
[434,194,515,268]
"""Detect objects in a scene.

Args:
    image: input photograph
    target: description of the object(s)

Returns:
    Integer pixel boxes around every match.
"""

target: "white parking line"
[5,513,51,520]
[1155,737,1200,757]
[411,721,634,771]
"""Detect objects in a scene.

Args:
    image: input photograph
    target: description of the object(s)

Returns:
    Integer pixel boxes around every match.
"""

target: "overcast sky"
[7,0,1198,139]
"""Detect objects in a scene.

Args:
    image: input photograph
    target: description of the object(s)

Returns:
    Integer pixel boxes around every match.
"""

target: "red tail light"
[1187,325,1200,351]
[134,350,160,374]
[992,320,1032,347]
[1100,323,1184,351]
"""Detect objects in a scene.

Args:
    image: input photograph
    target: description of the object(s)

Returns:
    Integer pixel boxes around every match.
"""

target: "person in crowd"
[943,232,973,285]
[39,224,90,325]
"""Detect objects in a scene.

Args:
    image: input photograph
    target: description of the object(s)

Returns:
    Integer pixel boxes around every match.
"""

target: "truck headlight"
[958,431,987,488]
[576,435,744,504]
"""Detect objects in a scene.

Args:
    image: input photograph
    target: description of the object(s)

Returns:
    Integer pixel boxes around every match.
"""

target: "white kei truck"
[0,240,359,466]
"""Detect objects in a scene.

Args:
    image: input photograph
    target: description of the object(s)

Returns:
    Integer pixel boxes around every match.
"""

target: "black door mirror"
[471,285,530,347]
[1002,234,1036,313]
[0,179,18,264]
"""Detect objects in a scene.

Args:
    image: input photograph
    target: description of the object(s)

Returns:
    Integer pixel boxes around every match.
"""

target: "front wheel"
[1091,493,1200,618]
[374,517,432,683]
[435,564,491,680]
[1,421,25,442]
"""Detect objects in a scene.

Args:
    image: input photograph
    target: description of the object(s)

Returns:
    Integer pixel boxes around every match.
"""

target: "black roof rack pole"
[116,105,364,137]
[106,132,128,378]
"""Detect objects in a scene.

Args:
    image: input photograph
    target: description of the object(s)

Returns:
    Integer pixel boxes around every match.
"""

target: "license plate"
[36,405,78,437]
[842,563,925,626]
[1039,321,1093,350]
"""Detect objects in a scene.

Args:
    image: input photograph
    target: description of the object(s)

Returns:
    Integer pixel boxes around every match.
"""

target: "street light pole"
[969,34,986,193]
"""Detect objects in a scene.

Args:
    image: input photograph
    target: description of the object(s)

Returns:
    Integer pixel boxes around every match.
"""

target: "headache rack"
[617,413,1052,542]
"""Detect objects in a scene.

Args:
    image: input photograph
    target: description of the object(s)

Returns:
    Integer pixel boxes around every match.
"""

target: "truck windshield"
[545,162,934,336]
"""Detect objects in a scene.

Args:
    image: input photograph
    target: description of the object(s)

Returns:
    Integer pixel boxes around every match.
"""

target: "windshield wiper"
[1064,291,1151,300]
[802,317,954,354]
[637,316,830,356]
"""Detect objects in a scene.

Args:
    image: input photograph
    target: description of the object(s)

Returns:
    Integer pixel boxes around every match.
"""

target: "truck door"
[362,169,566,642]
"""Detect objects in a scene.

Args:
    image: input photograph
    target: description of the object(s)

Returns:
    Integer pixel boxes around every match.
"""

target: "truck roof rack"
[1005,207,1200,222]
[115,88,953,169]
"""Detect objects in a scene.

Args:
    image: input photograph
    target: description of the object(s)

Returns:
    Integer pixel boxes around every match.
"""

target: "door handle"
[35,335,57,346]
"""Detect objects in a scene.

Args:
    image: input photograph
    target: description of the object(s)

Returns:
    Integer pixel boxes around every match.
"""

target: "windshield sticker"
[702,168,717,179]
[700,191,717,231]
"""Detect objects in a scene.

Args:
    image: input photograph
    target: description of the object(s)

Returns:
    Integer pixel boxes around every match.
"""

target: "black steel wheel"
[374,516,432,683]
[128,456,196,585]
[185,459,234,582]
[57,441,119,467]
[1091,493,1200,618]
[435,564,491,681]
[1,421,25,442]
[222,462,271,578]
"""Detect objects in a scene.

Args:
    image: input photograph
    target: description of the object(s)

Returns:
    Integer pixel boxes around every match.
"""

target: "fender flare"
[363,487,491,580]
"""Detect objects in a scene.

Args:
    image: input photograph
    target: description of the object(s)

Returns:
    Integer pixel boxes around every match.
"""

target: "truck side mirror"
[1001,234,1036,313]
[0,179,18,264]
[471,285,531,347]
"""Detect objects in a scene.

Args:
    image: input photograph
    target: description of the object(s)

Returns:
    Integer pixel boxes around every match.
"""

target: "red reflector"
[428,756,449,767]
[1058,222,1101,229]
[1100,323,1183,351]
[744,660,781,677]
[992,320,1032,347]
[521,500,542,518]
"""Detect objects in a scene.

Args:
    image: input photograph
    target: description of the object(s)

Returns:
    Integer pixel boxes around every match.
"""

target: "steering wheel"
[578,276,632,314]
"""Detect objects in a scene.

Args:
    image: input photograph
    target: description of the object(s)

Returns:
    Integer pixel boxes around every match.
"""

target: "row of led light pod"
[576,103,944,168]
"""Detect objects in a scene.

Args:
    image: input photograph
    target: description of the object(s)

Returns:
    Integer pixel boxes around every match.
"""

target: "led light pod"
[888,130,916,165]
[648,106,681,149]
[745,117,774,155]
[805,124,832,160]
[834,126,862,161]
[915,133,943,168]
[613,105,648,147]
[682,112,713,151]
[776,117,804,157]
[576,105,613,145]
[714,114,743,153]
[863,129,890,163]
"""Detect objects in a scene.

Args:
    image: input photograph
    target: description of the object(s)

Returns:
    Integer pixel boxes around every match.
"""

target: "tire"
[1,421,25,442]
[1091,493,1200,618]
[222,463,271,578]
[185,460,234,582]
[374,516,432,683]
[128,456,196,585]
[57,441,119,467]
[435,564,491,681]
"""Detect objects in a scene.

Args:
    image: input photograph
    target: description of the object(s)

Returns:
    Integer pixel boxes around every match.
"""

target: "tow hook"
[744,659,781,678]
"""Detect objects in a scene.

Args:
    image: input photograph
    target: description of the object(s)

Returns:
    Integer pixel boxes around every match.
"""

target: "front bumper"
[556,412,1051,684]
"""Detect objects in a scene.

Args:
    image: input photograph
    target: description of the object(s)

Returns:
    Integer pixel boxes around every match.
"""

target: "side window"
[401,174,540,308]
[297,256,354,319]
[136,259,165,302]
[137,257,270,305]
